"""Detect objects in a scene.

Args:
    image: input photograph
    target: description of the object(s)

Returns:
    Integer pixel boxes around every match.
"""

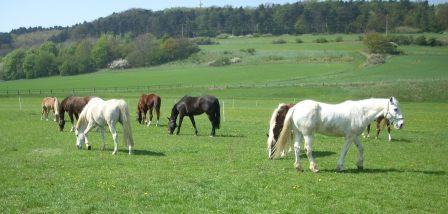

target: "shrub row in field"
[0,34,199,80]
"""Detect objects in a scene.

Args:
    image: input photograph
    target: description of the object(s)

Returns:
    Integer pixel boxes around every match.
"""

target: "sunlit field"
[0,34,447,212]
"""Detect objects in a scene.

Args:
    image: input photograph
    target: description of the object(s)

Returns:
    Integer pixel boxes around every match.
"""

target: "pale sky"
[0,0,447,33]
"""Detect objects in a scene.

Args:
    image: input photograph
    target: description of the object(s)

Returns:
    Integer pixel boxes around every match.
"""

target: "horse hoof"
[336,165,346,172]
[294,163,303,172]
[87,145,92,150]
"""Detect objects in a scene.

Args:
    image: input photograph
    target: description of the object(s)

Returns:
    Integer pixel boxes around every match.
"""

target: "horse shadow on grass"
[96,148,165,156]
[319,168,446,175]
[279,151,336,160]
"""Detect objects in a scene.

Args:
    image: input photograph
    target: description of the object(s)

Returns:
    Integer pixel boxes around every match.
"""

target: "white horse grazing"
[75,98,134,155]
[273,97,404,172]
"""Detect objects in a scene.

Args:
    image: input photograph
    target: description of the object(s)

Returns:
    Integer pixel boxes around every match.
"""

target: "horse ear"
[389,97,395,104]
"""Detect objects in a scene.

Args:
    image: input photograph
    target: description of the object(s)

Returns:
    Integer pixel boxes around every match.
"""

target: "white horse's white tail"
[273,108,294,158]
[118,101,134,148]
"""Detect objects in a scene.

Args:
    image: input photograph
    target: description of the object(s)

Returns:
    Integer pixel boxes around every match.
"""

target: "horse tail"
[53,97,60,116]
[155,96,161,116]
[118,101,134,148]
[214,99,221,129]
[272,107,294,159]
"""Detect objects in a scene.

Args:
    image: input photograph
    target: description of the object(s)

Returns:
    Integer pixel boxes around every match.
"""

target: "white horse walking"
[273,97,404,172]
[75,98,134,155]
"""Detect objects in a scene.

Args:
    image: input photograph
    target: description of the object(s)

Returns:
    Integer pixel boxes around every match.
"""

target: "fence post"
[28,89,31,95]
[51,89,53,95]
[72,89,74,95]
[232,98,235,109]
[93,87,95,93]
[19,96,22,111]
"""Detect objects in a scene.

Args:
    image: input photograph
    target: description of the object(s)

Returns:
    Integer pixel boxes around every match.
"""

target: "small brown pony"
[364,115,393,141]
[58,95,96,132]
[137,94,161,127]
[267,103,295,159]
[41,97,60,122]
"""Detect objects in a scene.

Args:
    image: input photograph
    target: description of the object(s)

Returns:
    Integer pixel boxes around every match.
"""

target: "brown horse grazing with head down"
[41,97,60,122]
[137,94,161,127]
[58,95,96,132]
[267,103,295,159]
[364,115,393,141]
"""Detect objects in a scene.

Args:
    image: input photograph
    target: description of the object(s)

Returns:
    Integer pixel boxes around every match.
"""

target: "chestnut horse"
[168,95,220,136]
[41,97,60,122]
[364,115,393,141]
[58,95,96,132]
[267,103,295,159]
[137,93,161,127]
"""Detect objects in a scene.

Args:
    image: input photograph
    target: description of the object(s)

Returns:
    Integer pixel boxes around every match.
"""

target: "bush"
[190,37,218,45]
[335,36,343,42]
[394,26,421,33]
[264,55,284,61]
[357,36,364,41]
[314,38,328,43]
[386,35,413,45]
[216,34,230,39]
[109,59,130,69]
[208,56,231,66]
[363,33,401,55]
[272,39,287,44]
[240,48,256,55]
[295,38,303,43]
[365,54,386,66]
[427,37,443,46]
[414,35,427,46]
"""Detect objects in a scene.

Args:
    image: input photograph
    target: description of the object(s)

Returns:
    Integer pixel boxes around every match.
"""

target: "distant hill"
[1,1,447,52]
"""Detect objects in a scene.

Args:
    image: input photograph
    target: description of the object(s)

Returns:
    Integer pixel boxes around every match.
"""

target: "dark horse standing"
[168,95,220,136]
[58,95,95,132]
[137,93,161,127]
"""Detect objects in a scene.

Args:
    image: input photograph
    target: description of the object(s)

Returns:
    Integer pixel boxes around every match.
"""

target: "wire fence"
[0,79,441,97]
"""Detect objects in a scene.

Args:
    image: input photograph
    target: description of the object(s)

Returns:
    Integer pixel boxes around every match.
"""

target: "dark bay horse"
[267,103,295,159]
[137,94,161,127]
[364,115,393,141]
[168,95,220,136]
[58,95,95,132]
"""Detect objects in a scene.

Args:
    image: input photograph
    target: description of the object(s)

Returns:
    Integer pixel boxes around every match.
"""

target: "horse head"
[58,118,65,131]
[385,97,404,130]
[167,117,177,134]
[75,130,86,149]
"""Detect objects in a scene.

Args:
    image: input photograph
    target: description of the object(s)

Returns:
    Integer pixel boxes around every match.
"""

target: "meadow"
[0,34,447,212]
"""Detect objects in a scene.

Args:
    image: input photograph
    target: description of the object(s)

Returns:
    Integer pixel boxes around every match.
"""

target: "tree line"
[0,34,199,80]
[46,1,448,41]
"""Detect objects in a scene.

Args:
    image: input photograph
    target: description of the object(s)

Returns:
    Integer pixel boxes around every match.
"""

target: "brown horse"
[364,115,393,141]
[137,94,161,126]
[267,103,295,159]
[41,97,60,122]
[58,95,96,132]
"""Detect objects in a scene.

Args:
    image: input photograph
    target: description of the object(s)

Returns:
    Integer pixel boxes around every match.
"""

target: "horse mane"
[75,107,88,131]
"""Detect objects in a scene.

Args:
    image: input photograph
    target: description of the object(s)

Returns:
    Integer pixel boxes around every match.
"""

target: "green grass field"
[1,34,447,212]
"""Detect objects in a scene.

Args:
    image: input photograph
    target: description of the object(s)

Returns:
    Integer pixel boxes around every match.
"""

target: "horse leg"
[189,116,198,136]
[304,135,318,172]
[386,120,392,141]
[108,123,119,155]
[364,124,371,138]
[41,107,45,120]
[100,127,106,150]
[337,136,353,171]
[147,107,153,127]
[207,114,216,137]
[292,130,303,171]
[375,119,381,139]
[69,113,75,132]
[156,106,160,127]
[354,136,364,170]
[176,115,184,135]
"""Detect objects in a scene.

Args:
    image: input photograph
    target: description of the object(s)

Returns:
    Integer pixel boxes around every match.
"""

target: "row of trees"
[0,34,199,80]
[46,1,448,41]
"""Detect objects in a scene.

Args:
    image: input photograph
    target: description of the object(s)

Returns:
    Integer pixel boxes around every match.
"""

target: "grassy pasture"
[0,34,447,212]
